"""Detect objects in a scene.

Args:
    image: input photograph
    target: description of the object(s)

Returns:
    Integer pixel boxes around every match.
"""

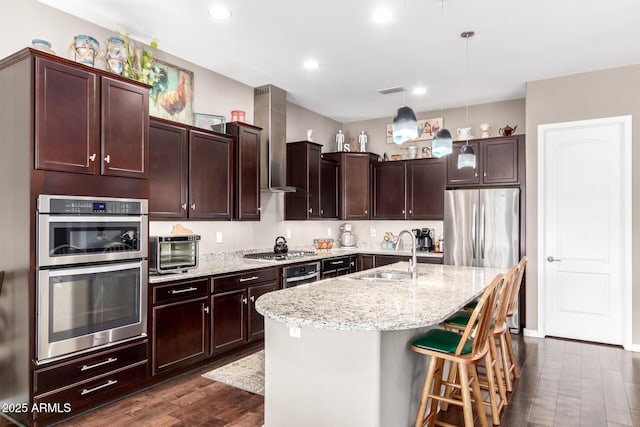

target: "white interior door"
[539,116,630,345]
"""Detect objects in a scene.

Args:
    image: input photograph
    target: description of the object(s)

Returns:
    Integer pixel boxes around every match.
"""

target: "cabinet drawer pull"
[80,379,118,396]
[181,203,187,210]
[104,154,111,164]
[170,287,198,295]
[239,276,258,282]
[80,357,118,372]
[330,261,344,265]
[89,153,96,162]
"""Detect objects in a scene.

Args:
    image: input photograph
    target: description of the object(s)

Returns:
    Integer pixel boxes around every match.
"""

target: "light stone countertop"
[255,262,503,331]
[148,248,443,284]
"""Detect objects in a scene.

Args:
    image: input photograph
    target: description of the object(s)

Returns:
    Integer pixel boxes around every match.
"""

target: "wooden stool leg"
[499,334,513,392]
[415,355,439,427]
[441,361,458,411]
[490,335,508,406]
[505,331,520,379]
[483,352,501,425]
[470,364,489,427]
[457,363,476,427]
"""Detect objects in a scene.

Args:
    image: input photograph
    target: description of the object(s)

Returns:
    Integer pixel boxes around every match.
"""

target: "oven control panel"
[38,195,148,215]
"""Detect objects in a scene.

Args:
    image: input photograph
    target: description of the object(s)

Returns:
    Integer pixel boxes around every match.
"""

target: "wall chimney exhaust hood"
[254,84,295,192]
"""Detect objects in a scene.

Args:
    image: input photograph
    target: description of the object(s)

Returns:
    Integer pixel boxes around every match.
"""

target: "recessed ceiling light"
[413,87,427,95]
[303,59,319,70]
[372,7,392,24]
[209,5,232,20]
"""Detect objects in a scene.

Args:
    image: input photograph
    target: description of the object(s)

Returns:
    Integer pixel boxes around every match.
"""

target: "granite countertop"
[148,248,443,284]
[255,262,503,332]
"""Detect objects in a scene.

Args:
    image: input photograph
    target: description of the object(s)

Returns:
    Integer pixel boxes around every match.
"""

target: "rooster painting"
[149,60,194,123]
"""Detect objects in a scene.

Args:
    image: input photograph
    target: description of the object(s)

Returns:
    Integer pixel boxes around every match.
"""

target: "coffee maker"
[412,228,435,252]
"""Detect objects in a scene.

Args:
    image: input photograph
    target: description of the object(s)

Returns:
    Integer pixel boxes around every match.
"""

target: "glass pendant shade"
[432,129,453,157]
[457,144,476,169]
[392,106,418,145]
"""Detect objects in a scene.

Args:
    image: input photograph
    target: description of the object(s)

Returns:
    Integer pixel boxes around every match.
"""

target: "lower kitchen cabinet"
[321,255,357,278]
[211,268,278,355]
[151,278,210,375]
[359,254,443,270]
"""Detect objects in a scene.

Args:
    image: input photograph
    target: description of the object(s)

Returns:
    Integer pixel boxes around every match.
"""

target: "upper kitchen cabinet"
[227,122,261,221]
[285,141,322,220]
[447,136,523,187]
[320,158,338,219]
[372,158,445,220]
[35,56,149,178]
[323,152,379,220]
[149,118,233,220]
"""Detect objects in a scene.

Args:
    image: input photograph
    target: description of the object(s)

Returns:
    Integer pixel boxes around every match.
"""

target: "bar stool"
[502,256,527,390]
[411,274,503,427]
[441,265,516,425]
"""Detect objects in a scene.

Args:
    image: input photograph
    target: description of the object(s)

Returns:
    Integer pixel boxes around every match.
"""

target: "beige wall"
[342,99,525,157]
[526,65,640,345]
[286,102,342,151]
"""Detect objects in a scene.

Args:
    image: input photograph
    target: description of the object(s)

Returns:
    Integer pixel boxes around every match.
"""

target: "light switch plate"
[286,229,291,239]
[216,231,223,243]
[370,227,377,237]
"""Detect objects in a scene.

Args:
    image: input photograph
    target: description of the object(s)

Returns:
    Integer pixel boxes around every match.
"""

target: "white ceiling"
[38,0,640,123]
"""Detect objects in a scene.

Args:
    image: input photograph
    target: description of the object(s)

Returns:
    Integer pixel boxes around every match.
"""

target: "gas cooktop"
[243,251,316,261]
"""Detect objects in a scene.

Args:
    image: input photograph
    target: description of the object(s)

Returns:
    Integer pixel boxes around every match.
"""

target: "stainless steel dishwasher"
[282,261,320,288]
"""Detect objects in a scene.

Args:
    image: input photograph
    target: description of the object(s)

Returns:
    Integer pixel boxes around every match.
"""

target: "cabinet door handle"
[364,209,368,214]
[181,203,187,211]
[474,172,478,178]
[257,207,262,212]
[80,379,118,396]
[80,357,118,372]
[239,276,259,282]
[190,203,196,210]
[89,153,97,162]
[409,209,413,215]
[203,305,210,314]
[483,171,487,177]
[170,287,197,295]
[320,209,324,215]
[250,296,255,302]
[308,208,313,214]
[104,154,111,164]
[402,209,406,215]
[242,298,248,305]
[351,261,355,266]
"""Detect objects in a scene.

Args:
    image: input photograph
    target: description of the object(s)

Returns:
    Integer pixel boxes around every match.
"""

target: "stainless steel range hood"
[254,84,295,192]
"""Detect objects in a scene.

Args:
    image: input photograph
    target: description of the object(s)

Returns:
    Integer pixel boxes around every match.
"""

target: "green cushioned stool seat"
[445,310,472,327]
[412,329,473,355]
[464,299,478,310]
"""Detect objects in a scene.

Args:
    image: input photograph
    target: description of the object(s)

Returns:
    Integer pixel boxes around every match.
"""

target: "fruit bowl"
[313,238,334,251]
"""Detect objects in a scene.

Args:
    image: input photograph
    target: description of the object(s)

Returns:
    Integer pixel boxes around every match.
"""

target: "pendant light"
[391,0,418,145]
[431,0,453,158]
[458,30,476,169]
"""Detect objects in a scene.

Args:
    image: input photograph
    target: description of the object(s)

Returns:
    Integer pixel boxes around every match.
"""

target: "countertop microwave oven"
[149,235,201,274]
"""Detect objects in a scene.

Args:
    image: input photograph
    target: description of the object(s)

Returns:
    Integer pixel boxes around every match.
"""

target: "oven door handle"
[286,272,319,283]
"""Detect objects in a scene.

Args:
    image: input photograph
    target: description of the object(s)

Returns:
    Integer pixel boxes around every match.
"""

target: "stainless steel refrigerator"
[444,188,520,329]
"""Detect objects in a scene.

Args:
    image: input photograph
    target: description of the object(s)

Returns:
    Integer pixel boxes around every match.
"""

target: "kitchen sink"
[355,270,411,281]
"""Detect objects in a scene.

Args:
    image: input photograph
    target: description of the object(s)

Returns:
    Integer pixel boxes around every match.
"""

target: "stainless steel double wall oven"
[36,195,149,363]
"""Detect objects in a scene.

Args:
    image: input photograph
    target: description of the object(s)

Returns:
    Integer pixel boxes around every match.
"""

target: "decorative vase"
[31,39,55,54]
[72,35,99,66]
[105,36,126,75]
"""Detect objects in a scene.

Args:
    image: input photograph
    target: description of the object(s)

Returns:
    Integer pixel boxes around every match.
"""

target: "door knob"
[546,256,562,262]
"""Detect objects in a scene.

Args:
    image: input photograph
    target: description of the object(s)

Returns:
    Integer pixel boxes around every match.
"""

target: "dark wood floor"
[2,335,639,426]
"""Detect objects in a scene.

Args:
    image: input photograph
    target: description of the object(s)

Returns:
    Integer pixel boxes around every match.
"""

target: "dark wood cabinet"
[34,57,149,179]
[321,256,355,279]
[149,120,188,218]
[358,253,444,269]
[320,158,339,218]
[372,158,445,220]
[152,278,210,375]
[447,136,522,187]
[359,254,375,271]
[149,119,234,220]
[285,141,322,220]
[189,130,234,220]
[211,268,278,355]
[227,122,261,220]
[323,152,379,220]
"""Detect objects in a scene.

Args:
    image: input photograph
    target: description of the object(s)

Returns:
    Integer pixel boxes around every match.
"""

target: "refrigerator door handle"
[472,204,477,259]
[480,204,486,259]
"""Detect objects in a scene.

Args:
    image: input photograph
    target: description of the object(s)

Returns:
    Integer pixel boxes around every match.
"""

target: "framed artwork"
[386,117,443,144]
[149,59,194,124]
[193,113,226,133]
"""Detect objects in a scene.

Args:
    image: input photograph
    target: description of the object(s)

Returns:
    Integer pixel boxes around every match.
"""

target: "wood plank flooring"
[1,335,639,426]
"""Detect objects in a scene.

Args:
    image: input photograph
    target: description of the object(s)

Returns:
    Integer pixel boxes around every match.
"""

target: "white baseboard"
[523,328,544,338]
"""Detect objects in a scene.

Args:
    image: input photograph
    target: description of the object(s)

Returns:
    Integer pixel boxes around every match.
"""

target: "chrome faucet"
[395,229,418,279]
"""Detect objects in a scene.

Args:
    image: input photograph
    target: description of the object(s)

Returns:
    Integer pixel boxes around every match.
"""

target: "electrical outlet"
[216,231,223,243]
[286,229,291,239]
[327,228,332,236]
[370,227,377,237]
[289,326,301,338]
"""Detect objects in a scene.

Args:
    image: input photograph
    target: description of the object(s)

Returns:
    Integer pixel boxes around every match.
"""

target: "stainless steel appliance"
[150,235,201,274]
[444,188,520,328]
[413,228,435,252]
[282,262,320,288]
[36,195,148,363]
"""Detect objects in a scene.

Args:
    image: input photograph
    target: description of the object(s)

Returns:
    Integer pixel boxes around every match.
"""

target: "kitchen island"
[255,262,503,427]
